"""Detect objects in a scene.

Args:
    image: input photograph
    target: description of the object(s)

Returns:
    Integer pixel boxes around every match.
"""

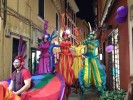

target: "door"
[12,38,26,72]
[31,48,41,75]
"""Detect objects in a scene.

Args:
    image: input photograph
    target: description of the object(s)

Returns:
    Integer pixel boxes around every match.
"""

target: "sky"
[75,0,96,28]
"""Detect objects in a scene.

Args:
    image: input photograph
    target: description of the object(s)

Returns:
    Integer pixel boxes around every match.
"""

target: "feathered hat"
[42,20,50,40]
[88,22,95,36]
[14,36,27,65]
[48,31,58,42]
[62,29,71,38]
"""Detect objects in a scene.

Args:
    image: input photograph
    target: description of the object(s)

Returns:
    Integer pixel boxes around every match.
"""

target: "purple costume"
[37,41,51,74]
[36,21,58,74]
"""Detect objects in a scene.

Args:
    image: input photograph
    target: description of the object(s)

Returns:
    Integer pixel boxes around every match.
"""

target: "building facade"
[0,0,61,81]
[76,17,89,42]
[97,0,129,90]
[0,0,84,80]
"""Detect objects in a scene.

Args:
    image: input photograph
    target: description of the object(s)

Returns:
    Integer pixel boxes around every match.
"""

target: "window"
[31,48,41,75]
[74,13,76,23]
[107,28,120,90]
[12,38,26,72]
[38,0,44,19]
[56,13,58,31]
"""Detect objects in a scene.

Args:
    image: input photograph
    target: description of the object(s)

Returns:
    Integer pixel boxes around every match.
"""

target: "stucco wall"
[128,0,133,75]
[0,0,60,81]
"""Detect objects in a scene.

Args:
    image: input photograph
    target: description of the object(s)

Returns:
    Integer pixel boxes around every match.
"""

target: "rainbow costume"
[57,39,75,86]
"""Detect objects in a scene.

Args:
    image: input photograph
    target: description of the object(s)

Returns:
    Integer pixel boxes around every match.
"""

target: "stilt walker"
[37,20,59,74]
[71,42,86,93]
[56,31,75,100]
[78,22,106,99]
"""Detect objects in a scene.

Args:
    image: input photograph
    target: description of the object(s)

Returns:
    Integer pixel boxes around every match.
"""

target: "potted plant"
[100,89,126,100]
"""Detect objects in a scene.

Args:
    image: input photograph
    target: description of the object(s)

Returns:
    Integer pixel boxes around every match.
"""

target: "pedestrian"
[125,74,133,100]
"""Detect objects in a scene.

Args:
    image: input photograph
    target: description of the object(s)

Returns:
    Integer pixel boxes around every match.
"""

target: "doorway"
[31,48,41,75]
[12,38,26,72]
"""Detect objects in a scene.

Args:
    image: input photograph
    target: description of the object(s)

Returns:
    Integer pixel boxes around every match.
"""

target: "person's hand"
[82,55,85,59]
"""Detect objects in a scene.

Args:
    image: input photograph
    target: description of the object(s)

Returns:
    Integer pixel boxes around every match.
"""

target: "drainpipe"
[65,0,67,28]
[17,0,19,13]
[2,0,7,79]
[26,0,32,71]
[0,0,1,17]
[3,0,7,28]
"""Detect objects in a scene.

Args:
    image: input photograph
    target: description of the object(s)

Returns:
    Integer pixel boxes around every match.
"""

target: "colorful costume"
[49,43,59,72]
[37,21,58,74]
[71,45,86,79]
[48,31,59,72]
[37,39,51,74]
[1,74,65,100]
[79,31,106,94]
[56,32,75,99]
[57,39,75,86]
[21,74,65,100]
[0,84,20,100]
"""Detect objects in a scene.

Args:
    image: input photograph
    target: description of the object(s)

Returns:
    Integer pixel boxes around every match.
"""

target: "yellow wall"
[45,0,61,42]
[0,0,60,81]
[0,19,4,80]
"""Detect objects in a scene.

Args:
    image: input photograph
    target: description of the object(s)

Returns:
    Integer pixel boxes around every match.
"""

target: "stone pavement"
[68,87,100,100]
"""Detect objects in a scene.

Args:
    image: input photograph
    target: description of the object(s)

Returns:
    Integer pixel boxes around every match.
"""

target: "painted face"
[63,35,68,40]
[89,34,94,40]
[43,38,48,42]
[13,59,21,69]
